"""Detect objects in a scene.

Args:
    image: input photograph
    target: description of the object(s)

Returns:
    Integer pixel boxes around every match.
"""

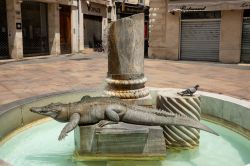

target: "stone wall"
[219,10,243,63]
[48,3,60,55]
[148,0,180,60]
[6,0,23,59]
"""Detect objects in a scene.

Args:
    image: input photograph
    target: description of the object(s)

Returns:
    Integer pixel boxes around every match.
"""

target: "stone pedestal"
[157,91,201,149]
[105,13,149,99]
[74,122,166,161]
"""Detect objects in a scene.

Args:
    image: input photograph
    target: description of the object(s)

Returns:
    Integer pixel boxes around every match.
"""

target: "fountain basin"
[0,118,250,166]
[0,88,250,165]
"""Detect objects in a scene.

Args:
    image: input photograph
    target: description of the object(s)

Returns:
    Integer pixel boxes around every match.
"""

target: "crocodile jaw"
[30,107,59,118]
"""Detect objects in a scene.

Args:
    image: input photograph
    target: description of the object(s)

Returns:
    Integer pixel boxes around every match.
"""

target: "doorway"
[84,15,102,48]
[60,5,72,54]
[0,0,9,59]
[21,1,49,56]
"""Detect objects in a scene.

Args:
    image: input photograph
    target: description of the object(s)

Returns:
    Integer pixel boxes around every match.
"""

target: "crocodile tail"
[163,115,219,136]
[123,110,218,136]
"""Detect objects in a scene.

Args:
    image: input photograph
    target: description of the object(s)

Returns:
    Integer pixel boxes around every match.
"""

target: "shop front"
[0,0,79,60]
[21,1,49,56]
[169,0,250,63]
[0,0,9,59]
[149,0,250,63]
[84,14,102,48]
[180,11,221,61]
[82,0,107,49]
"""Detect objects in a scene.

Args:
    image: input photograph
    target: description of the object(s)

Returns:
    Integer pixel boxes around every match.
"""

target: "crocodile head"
[30,103,64,119]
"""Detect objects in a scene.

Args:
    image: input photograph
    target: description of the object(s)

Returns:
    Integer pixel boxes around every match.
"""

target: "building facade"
[0,0,108,60]
[1,0,80,59]
[149,0,250,63]
[81,0,108,49]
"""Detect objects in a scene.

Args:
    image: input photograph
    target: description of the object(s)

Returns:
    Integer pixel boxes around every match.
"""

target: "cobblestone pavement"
[0,53,249,105]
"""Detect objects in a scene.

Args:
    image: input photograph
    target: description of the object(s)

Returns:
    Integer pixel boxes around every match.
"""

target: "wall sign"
[82,1,106,17]
[180,5,206,11]
[88,6,101,13]
[169,1,250,12]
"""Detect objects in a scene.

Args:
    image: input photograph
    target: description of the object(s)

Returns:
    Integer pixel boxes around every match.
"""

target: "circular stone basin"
[0,88,250,166]
[0,119,250,166]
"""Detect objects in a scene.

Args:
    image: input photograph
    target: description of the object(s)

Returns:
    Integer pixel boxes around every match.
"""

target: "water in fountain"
[0,119,249,166]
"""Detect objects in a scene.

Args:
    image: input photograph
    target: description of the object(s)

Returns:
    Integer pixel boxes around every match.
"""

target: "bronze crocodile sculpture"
[30,96,218,140]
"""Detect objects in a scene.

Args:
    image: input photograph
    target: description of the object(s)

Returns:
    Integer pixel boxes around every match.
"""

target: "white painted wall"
[71,6,79,53]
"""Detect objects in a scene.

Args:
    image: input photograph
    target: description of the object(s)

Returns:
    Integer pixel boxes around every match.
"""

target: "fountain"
[0,14,250,166]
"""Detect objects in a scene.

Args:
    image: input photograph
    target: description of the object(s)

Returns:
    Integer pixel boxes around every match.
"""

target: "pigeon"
[177,85,199,96]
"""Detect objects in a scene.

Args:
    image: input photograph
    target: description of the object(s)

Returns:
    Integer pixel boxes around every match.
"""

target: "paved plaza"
[0,53,249,105]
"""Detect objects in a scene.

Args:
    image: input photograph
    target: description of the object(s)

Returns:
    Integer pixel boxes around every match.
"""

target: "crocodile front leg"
[98,105,126,127]
[98,120,119,127]
[58,113,80,141]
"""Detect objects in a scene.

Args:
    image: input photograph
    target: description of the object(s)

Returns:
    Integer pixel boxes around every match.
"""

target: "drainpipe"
[122,0,125,12]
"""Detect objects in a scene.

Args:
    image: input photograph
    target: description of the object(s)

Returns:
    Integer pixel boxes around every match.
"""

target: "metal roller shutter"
[84,15,102,48]
[180,19,220,61]
[241,18,250,63]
